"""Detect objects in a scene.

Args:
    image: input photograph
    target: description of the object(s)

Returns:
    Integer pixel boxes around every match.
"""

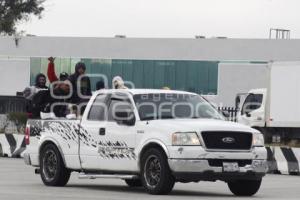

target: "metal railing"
[0,96,26,114]
[218,107,238,122]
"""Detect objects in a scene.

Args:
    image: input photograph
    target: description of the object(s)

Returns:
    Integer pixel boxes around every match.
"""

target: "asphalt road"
[1,158,300,200]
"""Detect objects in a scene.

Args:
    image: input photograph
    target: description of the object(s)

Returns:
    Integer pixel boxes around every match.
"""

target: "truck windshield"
[133,93,224,121]
[241,94,263,115]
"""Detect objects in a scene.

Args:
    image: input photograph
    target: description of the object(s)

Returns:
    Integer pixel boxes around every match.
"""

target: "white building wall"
[0,57,30,96]
[1,36,300,104]
[1,36,300,61]
[214,63,269,107]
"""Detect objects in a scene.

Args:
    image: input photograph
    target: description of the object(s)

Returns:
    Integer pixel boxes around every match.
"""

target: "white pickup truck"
[24,89,267,196]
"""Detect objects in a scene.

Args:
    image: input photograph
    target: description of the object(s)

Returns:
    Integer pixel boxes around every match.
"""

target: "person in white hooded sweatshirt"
[112,76,128,89]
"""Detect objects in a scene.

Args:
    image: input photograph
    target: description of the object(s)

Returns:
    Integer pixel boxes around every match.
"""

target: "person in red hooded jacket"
[47,57,69,82]
[47,57,70,94]
[47,57,70,117]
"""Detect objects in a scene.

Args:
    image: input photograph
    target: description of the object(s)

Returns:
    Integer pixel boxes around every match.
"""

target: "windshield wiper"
[159,115,174,119]
[142,115,174,120]
[141,116,156,121]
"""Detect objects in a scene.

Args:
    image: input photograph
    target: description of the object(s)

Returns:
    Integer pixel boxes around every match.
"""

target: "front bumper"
[168,159,268,182]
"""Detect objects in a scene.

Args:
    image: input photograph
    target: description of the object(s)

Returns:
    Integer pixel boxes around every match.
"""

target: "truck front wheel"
[141,148,175,195]
[40,143,71,186]
[228,179,262,196]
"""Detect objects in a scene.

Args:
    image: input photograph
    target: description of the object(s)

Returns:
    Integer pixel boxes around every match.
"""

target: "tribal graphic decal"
[28,120,43,137]
[98,141,136,160]
[27,120,136,160]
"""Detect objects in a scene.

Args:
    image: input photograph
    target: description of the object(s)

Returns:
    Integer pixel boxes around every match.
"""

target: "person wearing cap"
[96,80,105,90]
[67,62,92,104]
[47,57,69,82]
[46,57,70,97]
[46,57,70,96]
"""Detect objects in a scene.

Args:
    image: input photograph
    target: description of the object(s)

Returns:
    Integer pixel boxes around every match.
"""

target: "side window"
[88,94,109,121]
[108,97,134,122]
[241,94,263,115]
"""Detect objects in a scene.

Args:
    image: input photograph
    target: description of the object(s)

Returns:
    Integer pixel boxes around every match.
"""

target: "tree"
[0,0,45,35]
[0,115,9,133]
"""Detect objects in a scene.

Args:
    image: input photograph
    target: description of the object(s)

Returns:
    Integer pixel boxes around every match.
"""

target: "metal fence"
[218,107,238,122]
[0,96,26,114]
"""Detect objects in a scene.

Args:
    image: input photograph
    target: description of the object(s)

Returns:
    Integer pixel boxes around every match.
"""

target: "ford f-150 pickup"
[24,89,267,195]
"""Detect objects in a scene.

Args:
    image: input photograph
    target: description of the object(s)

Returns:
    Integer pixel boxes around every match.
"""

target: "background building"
[1,36,300,106]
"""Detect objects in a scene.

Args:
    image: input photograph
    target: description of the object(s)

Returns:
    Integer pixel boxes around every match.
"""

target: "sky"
[18,0,300,39]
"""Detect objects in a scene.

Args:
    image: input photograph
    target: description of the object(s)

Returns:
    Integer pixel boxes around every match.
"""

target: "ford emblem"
[222,137,235,144]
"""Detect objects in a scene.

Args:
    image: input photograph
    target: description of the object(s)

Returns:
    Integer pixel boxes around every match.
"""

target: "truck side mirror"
[245,112,251,117]
[114,111,136,126]
[235,96,241,109]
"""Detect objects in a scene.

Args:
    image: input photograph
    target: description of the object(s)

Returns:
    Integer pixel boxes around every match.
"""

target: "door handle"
[99,128,106,136]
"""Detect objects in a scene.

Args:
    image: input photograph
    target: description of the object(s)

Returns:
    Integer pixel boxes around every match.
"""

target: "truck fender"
[38,137,67,167]
[136,139,169,171]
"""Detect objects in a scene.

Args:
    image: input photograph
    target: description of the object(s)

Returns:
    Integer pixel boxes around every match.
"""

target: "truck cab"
[237,88,267,128]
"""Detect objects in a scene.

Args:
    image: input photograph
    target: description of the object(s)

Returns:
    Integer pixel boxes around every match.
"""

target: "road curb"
[266,146,300,175]
[0,134,26,158]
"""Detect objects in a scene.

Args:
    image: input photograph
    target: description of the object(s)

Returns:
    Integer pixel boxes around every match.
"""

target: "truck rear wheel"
[124,179,143,187]
[141,148,175,195]
[228,179,262,196]
[0,143,3,157]
[40,143,71,186]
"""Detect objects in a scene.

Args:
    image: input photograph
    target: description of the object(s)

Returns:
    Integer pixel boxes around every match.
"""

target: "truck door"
[102,92,137,171]
[79,93,110,170]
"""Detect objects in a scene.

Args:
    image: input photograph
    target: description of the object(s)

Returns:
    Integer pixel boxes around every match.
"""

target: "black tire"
[0,143,3,157]
[40,143,71,186]
[124,179,143,187]
[140,148,175,195]
[228,179,262,196]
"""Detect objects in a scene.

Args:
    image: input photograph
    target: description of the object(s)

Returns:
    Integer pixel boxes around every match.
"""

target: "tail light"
[25,126,30,145]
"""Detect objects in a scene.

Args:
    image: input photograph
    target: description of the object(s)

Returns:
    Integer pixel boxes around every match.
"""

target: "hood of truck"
[144,118,258,134]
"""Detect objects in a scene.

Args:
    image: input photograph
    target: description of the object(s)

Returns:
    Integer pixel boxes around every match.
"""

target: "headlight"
[252,133,265,147]
[172,132,201,146]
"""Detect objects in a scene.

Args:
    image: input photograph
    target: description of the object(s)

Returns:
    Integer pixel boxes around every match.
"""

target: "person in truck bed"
[23,73,49,118]
[46,57,70,117]
[47,57,69,82]
[67,62,92,116]
[112,76,128,89]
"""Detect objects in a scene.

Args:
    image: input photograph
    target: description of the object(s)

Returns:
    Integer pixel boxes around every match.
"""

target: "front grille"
[201,131,253,150]
[208,159,252,167]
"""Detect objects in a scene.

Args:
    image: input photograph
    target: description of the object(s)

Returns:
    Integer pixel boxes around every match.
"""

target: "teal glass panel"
[30,58,218,95]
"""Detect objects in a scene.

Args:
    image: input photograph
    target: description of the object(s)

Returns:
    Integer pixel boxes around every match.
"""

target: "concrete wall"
[1,36,300,61]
